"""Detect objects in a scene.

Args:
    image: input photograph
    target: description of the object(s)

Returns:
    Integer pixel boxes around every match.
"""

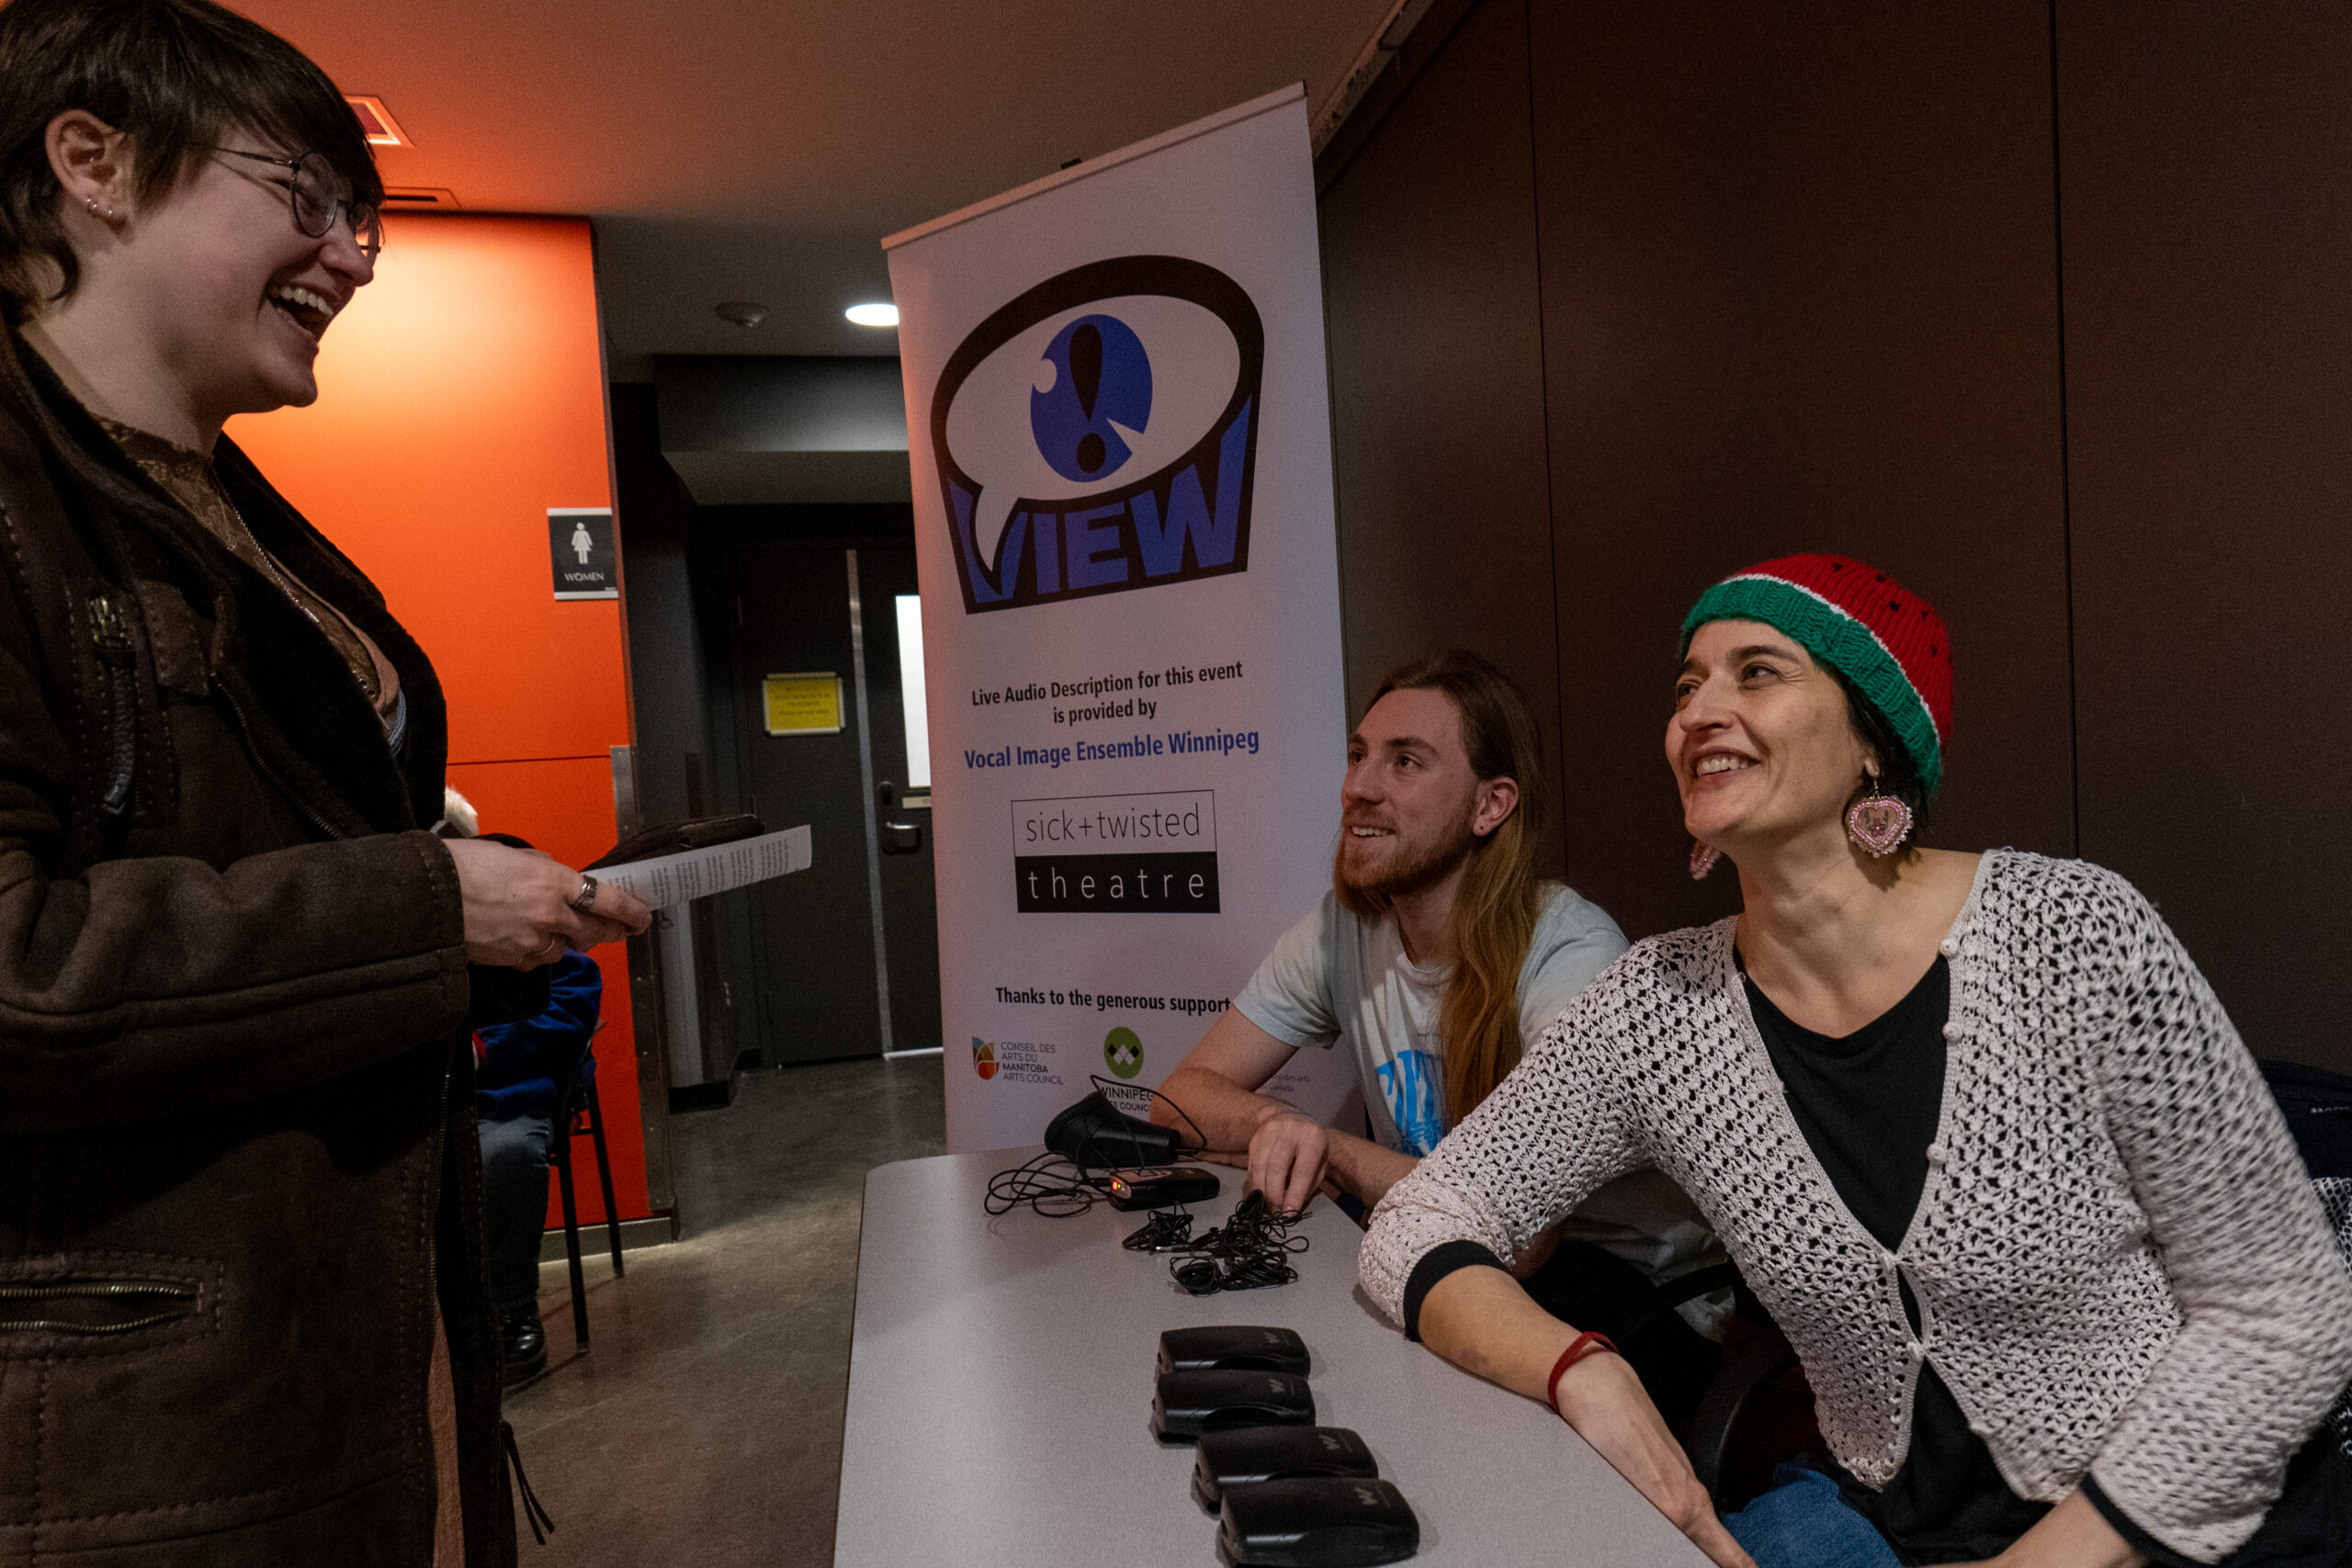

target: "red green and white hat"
[1679,554,1952,797]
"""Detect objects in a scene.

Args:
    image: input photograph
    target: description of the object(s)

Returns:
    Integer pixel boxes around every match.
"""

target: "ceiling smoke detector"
[345,96,410,148]
[715,301,770,329]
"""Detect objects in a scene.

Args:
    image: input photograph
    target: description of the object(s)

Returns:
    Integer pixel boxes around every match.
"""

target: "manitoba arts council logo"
[931,256,1265,615]
[972,1039,1000,1080]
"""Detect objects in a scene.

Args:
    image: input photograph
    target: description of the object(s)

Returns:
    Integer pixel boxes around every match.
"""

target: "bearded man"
[1155,650,1725,1423]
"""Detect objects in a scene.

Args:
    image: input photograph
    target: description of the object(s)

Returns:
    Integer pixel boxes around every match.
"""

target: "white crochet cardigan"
[1362,851,2352,1562]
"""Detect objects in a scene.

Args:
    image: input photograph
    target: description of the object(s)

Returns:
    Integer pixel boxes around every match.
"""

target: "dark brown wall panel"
[1532,2,2075,940]
[2058,5,2352,1069]
[1319,0,1567,866]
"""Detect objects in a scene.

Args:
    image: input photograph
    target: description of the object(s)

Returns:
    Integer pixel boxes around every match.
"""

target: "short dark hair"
[0,0,379,314]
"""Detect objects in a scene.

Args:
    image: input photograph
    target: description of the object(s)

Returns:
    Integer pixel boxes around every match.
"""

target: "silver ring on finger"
[570,873,599,913]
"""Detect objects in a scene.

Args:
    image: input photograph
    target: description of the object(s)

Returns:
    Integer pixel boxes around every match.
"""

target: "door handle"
[880,820,923,855]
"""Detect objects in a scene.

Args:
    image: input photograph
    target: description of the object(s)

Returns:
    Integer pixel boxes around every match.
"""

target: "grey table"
[834,1148,1710,1566]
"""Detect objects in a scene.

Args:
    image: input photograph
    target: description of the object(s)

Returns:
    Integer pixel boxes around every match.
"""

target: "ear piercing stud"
[83,197,117,220]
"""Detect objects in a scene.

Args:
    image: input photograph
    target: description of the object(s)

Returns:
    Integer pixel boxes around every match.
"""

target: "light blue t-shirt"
[1236,883,1623,1156]
[1235,884,1721,1284]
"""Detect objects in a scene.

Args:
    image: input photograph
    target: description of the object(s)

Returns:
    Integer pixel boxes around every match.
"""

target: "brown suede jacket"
[0,327,523,1566]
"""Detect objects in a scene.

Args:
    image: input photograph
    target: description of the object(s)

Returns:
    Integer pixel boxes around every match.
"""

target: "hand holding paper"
[591,826,813,908]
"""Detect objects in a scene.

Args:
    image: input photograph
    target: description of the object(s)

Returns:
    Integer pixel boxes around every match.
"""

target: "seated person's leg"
[478,1111,557,1382]
[1722,1466,1901,1568]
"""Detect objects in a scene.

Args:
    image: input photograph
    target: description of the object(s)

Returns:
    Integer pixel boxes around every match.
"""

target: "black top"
[1744,955,2053,1562]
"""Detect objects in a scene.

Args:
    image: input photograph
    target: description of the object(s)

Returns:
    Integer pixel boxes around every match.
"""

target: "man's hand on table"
[1246,1105,1332,1214]
[1190,1144,1346,1207]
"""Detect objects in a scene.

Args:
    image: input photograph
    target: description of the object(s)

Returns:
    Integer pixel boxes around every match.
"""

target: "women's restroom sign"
[548,507,617,600]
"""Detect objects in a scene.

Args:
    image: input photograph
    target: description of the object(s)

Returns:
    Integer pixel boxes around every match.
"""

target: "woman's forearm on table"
[1419,1263,1752,1568]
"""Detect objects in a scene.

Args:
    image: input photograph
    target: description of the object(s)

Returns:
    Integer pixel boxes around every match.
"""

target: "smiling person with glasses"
[0,2,648,1565]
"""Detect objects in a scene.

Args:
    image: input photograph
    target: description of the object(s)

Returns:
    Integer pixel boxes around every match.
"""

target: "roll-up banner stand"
[885,85,1356,1153]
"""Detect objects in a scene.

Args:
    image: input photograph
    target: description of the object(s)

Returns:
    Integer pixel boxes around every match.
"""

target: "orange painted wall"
[230,213,650,1225]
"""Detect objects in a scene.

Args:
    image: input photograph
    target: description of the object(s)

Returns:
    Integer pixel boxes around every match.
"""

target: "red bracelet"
[1545,1331,1618,1414]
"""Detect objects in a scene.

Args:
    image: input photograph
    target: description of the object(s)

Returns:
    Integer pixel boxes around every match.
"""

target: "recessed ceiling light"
[845,302,899,328]
[345,96,410,148]
[715,301,770,328]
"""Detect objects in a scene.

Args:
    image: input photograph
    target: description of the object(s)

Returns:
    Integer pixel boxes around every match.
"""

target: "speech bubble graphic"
[932,257,1264,614]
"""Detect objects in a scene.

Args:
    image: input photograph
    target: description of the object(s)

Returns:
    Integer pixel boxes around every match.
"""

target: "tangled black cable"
[1122,1209,1196,1251]
[983,1151,1103,1217]
[1168,1190,1309,1295]
[1086,1074,1210,1156]
[988,1078,1211,1220]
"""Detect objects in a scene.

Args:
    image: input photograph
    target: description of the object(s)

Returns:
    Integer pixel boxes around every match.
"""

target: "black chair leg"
[585,1077,625,1278]
[552,1131,589,1352]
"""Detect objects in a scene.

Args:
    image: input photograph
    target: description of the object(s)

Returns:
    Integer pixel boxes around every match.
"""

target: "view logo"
[972,1039,1000,1080]
[931,256,1264,615]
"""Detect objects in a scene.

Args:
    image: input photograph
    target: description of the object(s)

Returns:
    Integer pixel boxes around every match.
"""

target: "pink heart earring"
[1689,840,1720,880]
[1844,777,1914,858]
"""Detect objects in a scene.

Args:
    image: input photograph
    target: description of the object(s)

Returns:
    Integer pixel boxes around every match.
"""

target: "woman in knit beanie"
[1359,554,2352,1568]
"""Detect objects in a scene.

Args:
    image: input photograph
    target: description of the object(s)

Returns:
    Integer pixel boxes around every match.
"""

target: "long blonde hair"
[1339,651,1548,1125]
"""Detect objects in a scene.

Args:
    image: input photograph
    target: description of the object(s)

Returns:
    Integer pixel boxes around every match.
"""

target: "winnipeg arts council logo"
[972,1038,1000,1080]
[931,255,1265,615]
[1103,1027,1143,1079]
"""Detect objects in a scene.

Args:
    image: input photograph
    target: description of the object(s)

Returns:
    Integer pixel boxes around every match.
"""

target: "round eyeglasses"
[211,147,382,260]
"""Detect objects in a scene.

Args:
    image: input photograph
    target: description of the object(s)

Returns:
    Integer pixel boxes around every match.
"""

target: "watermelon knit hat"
[1679,554,1952,798]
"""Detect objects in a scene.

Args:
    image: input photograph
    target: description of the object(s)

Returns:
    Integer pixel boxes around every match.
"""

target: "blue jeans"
[478,1111,555,1312]
[1724,1465,1902,1568]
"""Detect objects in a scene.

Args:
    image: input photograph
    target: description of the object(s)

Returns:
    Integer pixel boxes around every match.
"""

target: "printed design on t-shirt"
[1374,1049,1444,1157]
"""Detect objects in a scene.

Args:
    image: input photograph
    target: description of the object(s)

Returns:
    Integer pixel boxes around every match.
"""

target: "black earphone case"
[1043,1089,1178,1168]
[1151,1368,1316,1442]
[1216,1476,1419,1567]
[1158,1325,1311,1376]
[1193,1425,1377,1512]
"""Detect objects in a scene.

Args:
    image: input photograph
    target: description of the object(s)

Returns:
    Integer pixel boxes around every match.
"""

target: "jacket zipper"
[0,1279,198,1335]
[212,678,345,841]
[88,588,137,817]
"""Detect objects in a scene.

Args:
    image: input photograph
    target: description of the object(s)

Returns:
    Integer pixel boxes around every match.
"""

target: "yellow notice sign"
[763,672,843,736]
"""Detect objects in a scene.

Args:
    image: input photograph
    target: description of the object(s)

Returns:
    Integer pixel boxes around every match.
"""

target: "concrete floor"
[504,1055,946,1566]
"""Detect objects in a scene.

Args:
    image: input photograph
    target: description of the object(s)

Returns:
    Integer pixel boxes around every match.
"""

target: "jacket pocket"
[0,1276,198,1334]
[0,1255,217,1351]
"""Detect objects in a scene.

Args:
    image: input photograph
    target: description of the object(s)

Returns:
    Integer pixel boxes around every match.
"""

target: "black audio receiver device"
[1151,1369,1316,1442]
[1216,1476,1419,1567]
[1104,1166,1222,1210]
[1157,1325,1311,1376]
[1193,1426,1377,1512]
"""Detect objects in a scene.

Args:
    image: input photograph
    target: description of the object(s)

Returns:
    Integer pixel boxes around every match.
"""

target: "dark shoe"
[500,1303,548,1391]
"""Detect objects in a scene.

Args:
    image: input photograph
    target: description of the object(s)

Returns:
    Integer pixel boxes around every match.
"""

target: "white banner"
[886,85,1355,1153]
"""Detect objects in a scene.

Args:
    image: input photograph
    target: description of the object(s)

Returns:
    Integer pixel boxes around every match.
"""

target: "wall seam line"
[1521,0,1571,878]
[2048,0,2083,858]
